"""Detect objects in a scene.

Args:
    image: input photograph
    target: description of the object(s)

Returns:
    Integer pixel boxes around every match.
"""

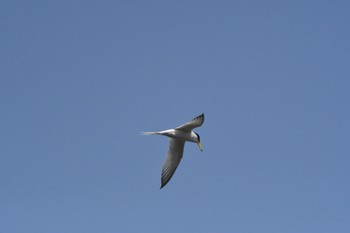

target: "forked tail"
[140,131,159,135]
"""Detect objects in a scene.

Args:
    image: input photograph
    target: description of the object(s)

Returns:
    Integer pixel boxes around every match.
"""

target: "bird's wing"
[160,138,186,189]
[175,113,205,132]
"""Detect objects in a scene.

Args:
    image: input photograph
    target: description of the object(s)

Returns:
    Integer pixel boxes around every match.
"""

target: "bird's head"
[194,132,203,152]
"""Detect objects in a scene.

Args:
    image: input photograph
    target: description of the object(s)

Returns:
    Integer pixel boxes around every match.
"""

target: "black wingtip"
[160,180,169,189]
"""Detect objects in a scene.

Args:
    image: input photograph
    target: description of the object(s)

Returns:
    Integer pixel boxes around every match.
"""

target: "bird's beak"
[197,142,203,152]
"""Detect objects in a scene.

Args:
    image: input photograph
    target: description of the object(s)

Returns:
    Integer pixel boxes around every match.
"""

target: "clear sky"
[1,1,349,232]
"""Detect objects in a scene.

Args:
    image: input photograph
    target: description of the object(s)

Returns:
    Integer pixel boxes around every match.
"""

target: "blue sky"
[1,1,349,232]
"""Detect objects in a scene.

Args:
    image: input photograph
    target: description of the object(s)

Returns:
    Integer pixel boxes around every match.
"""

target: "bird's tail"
[140,131,159,135]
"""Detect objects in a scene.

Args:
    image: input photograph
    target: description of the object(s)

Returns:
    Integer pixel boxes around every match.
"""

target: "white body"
[151,129,198,143]
[142,113,204,189]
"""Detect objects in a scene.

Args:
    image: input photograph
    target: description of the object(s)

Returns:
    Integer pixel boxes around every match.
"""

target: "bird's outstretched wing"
[175,113,205,132]
[160,138,185,189]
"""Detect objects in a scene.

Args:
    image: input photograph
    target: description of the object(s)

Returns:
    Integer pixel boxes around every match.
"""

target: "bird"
[142,113,205,189]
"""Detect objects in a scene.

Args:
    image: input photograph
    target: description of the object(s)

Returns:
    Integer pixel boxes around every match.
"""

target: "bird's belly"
[159,129,193,141]
[171,130,192,141]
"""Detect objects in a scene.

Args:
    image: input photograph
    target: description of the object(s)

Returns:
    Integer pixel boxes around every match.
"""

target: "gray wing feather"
[175,113,205,132]
[160,139,185,189]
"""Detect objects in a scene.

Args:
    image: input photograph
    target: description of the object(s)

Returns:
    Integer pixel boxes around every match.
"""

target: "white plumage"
[142,113,205,189]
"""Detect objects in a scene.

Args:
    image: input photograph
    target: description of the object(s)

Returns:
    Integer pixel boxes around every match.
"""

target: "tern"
[142,113,205,189]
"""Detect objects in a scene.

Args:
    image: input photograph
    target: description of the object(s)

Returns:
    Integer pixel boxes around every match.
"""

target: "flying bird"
[142,113,205,189]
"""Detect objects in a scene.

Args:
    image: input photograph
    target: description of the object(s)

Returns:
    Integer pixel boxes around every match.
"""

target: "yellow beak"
[197,142,203,152]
